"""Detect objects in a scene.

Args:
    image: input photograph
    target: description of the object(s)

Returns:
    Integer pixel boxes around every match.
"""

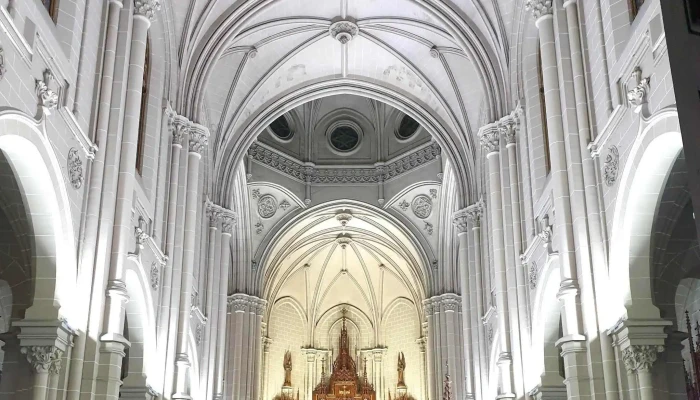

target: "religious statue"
[397,352,406,388]
[283,350,293,387]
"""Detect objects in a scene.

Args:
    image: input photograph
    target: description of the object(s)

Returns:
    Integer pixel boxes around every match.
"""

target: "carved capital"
[626,67,651,113]
[206,205,222,228]
[478,123,500,154]
[172,115,190,146]
[464,200,484,227]
[21,346,63,374]
[525,0,553,21]
[188,124,209,154]
[622,345,663,373]
[452,209,470,233]
[133,0,161,22]
[221,211,237,234]
[498,117,517,145]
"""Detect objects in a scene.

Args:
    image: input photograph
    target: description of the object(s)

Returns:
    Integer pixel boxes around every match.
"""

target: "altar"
[312,314,375,400]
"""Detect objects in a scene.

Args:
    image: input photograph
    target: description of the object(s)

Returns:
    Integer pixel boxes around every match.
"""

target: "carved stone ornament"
[499,118,517,145]
[528,261,538,290]
[622,345,663,373]
[424,221,434,236]
[452,209,469,233]
[134,216,150,249]
[430,188,438,199]
[478,124,499,154]
[538,214,553,248]
[412,195,433,219]
[603,145,620,187]
[36,69,58,112]
[21,345,63,374]
[207,205,222,227]
[398,199,410,211]
[67,148,84,189]
[487,326,494,344]
[195,323,203,345]
[134,0,162,22]
[188,126,209,154]
[252,188,261,199]
[172,116,190,146]
[429,46,440,58]
[255,221,264,234]
[336,213,353,226]
[150,262,160,291]
[221,213,236,234]
[465,201,483,227]
[627,67,651,113]
[257,194,278,219]
[525,0,553,20]
[279,199,291,210]
[329,19,359,44]
[0,46,6,82]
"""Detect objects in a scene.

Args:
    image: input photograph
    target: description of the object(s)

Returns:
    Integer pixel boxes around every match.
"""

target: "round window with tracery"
[329,126,360,152]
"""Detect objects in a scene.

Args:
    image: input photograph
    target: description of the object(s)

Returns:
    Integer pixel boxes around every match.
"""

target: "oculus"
[411,195,433,219]
[396,115,420,140]
[329,126,360,152]
[270,115,293,140]
[258,195,278,219]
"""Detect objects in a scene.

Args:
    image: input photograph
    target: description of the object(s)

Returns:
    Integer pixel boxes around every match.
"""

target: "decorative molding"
[411,194,433,219]
[150,262,160,291]
[36,69,58,113]
[195,324,203,345]
[67,148,83,189]
[626,67,651,114]
[525,0,553,20]
[133,0,161,21]
[603,145,620,186]
[527,260,538,290]
[329,19,359,44]
[247,142,441,184]
[429,46,440,58]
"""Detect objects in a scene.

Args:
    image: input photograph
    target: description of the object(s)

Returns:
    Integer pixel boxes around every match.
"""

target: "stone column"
[466,202,486,399]
[416,337,428,400]
[67,1,124,394]
[453,211,474,399]
[441,294,463,400]
[252,300,265,400]
[173,124,209,399]
[622,345,662,400]
[21,346,63,400]
[261,337,272,400]
[215,212,235,399]
[227,294,248,398]
[372,348,385,400]
[478,123,515,399]
[303,348,318,400]
[204,204,222,399]
[424,301,437,400]
[562,0,620,397]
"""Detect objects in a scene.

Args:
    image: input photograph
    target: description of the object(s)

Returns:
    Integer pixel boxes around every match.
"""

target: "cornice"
[248,141,440,184]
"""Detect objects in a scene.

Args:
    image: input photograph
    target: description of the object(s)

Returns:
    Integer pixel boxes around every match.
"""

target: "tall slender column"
[173,124,209,399]
[622,346,661,400]
[252,300,265,400]
[424,302,437,400]
[227,294,248,398]
[303,349,317,400]
[372,349,384,400]
[67,2,123,395]
[261,337,272,400]
[21,346,62,400]
[204,204,222,399]
[478,124,515,399]
[214,213,235,400]
[442,295,463,400]
[466,202,486,399]
[453,211,474,399]
[563,0,620,397]
[98,2,159,398]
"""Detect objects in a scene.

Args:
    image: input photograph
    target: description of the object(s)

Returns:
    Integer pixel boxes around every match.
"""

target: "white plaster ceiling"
[261,204,428,333]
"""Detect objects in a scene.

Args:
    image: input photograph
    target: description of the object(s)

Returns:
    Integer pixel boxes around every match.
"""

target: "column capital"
[206,203,222,228]
[452,209,470,233]
[172,115,190,146]
[227,293,249,313]
[498,116,517,145]
[478,123,500,154]
[465,200,484,227]
[621,345,662,373]
[525,0,553,21]
[188,124,209,155]
[20,345,63,374]
[134,0,161,22]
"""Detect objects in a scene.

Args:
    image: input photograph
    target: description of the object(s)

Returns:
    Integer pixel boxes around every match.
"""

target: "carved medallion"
[67,148,84,189]
[257,194,278,219]
[411,195,433,219]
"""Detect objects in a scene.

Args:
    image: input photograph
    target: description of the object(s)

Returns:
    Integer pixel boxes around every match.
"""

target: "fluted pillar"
[173,124,209,399]
[453,209,475,399]
[215,212,235,399]
[478,123,515,399]
[203,204,222,399]
[67,1,124,395]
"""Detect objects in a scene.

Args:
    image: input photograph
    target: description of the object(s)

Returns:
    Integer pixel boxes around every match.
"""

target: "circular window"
[270,116,293,140]
[330,126,360,152]
[396,115,420,140]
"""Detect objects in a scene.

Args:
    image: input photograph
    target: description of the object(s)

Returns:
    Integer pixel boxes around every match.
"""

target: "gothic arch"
[0,110,78,323]
[609,107,683,324]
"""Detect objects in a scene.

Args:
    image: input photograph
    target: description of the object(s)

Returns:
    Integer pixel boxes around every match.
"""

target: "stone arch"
[121,262,158,390]
[529,255,565,391]
[0,111,77,323]
[215,81,477,208]
[609,108,683,323]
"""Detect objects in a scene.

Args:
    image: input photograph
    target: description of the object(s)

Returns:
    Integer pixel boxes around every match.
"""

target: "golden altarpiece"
[313,315,376,400]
